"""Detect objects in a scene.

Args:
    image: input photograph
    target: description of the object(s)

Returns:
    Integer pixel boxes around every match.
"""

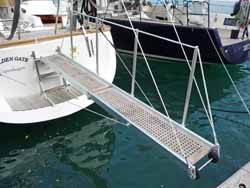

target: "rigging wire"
[99,29,155,108]
[70,8,221,159]
[162,89,250,114]
[205,29,250,116]
[120,0,169,117]
[197,49,218,144]
[50,8,154,127]
[164,2,212,123]
[211,107,249,114]
[73,11,197,48]
[46,91,129,126]
[0,72,26,86]
[164,3,219,145]
[118,0,188,160]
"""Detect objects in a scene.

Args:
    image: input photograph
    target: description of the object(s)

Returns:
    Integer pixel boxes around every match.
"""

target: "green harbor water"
[0,54,250,188]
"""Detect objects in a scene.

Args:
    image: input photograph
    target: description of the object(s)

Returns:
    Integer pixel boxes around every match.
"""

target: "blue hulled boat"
[104,0,250,64]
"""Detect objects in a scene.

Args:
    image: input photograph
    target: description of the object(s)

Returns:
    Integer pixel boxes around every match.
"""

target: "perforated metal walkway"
[40,53,218,174]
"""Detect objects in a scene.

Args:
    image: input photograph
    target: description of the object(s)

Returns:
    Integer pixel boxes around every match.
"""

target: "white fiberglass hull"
[0,31,116,124]
[21,0,57,15]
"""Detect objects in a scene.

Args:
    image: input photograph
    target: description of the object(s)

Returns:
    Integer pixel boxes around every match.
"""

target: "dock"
[217,162,250,188]
[40,53,219,179]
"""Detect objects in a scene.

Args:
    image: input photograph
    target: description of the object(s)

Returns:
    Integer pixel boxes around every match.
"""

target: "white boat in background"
[0,0,68,34]
[0,0,116,124]
[21,0,58,16]
[20,0,68,26]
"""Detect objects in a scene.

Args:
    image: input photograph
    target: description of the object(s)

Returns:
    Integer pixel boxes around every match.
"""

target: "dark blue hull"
[106,18,250,64]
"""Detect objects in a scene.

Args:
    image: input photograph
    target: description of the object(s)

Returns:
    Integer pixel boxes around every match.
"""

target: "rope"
[47,91,128,126]
[197,49,219,145]
[72,11,197,49]
[212,107,249,114]
[74,10,215,137]
[99,30,154,108]
[120,0,168,117]
[119,0,188,160]
[206,29,250,116]
[51,13,154,129]
[164,4,219,145]
[161,88,250,114]
[79,6,214,127]
[0,71,26,86]
[83,107,128,126]
[154,82,250,115]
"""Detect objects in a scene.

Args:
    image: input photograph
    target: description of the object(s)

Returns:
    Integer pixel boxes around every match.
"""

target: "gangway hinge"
[208,144,220,163]
[188,164,199,180]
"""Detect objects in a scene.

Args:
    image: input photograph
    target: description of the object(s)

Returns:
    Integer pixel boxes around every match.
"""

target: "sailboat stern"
[0,29,116,124]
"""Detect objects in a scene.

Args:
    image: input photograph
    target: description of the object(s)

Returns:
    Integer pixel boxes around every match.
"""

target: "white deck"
[0,24,117,124]
[6,86,82,111]
[0,24,65,42]
[218,28,248,46]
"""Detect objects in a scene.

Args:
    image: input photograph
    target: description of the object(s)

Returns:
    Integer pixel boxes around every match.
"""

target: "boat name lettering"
[0,56,29,64]
[243,43,250,51]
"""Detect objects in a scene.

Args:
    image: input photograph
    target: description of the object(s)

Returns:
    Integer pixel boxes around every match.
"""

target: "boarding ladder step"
[33,56,66,93]
[40,53,219,179]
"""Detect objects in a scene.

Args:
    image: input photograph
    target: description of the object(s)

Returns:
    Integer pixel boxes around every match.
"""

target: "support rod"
[96,17,99,75]
[181,46,199,126]
[131,29,139,96]
[69,0,74,59]
[54,0,60,34]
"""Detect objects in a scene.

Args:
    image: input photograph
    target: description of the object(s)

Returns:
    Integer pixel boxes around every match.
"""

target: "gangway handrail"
[72,10,220,179]
[76,8,220,152]
[40,52,220,180]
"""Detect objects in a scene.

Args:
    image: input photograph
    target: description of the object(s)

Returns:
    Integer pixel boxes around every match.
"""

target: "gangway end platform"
[40,53,219,179]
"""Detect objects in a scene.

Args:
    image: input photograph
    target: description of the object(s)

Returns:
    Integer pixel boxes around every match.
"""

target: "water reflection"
[116,54,248,120]
[0,109,116,188]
